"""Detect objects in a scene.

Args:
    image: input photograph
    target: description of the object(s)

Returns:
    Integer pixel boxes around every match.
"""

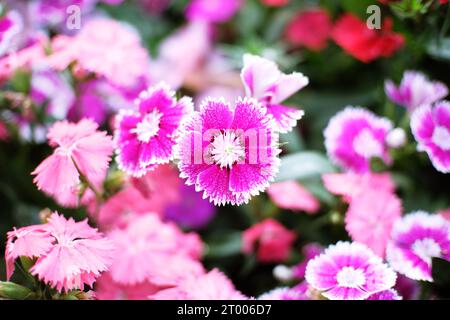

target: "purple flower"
[411,101,450,173]
[387,211,450,282]
[0,10,22,56]
[164,183,216,229]
[305,242,397,300]
[31,68,75,120]
[69,78,148,125]
[115,82,193,177]
[241,54,308,133]
[185,0,241,23]
[324,107,393,173]
[385,71,448,111]
[177,97,280,206]
[367,289,402,300]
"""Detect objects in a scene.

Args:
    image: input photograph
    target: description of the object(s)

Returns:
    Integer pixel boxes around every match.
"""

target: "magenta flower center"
[336,266,366,288]
[131,109,163,143]
[432,126,450,151]
[210,131,245,168]
[353,129,383,158]
[412,238,442,264]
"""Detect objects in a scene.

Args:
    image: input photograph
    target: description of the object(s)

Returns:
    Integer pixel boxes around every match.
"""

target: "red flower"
[242,219,296,263]
[260,0,289,7]
[331,14,404,63]
[285,9,332,51]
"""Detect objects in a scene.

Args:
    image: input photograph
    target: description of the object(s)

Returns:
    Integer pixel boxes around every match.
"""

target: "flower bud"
[0,281,36,300]
[273,265,293,282]
[386,128,407,148]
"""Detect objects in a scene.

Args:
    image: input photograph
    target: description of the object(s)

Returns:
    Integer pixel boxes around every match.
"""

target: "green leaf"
[205,231,242,259]
[274,152,336,182]
[10,69,31,93]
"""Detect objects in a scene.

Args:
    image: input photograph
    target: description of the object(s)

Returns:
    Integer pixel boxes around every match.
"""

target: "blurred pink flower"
[241,54,308,133]
[324,107,393,173]
[242,218,296,263]
[285,9,332,51]
[387,211,450,281]
[96,164,181,229]
[0,10,23,57]
[367,289,402,300]
[260,0,289,6]
[385,71,448,111]
[107,214,203,286]
[150,269,247,300]
[46,18,150,87]
[95,273,160,300]
[267,181,320,213]
[0,34,47,83]
[345,190,402,257]
[32,119,113,207]
[411,101,450,173]
[151,21,211,89]
[258,282,311,300]
[322,172,395,203]
[6,213,114,292]
[186,0,241,23]
[439,208,450,220]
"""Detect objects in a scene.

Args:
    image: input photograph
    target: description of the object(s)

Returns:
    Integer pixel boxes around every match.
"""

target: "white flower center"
[336,266,366,288]
[432,126,450,151]
[353,129,384,159]
[131,109,162,143]
[412,238,442,264]
[211,131,245,168]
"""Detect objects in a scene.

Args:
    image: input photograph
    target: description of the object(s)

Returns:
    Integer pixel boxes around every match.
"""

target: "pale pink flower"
[32,119,113,207]
[107,214,203,286]
[6,213,115,292]
[150,269,248,300]
[5,225,54,280]
[151,21,211,89]
[242,218,296,263]
[0,35,47,83]
[95,164,181,229]
[322,172,395,203]
[267,181,320,213]
[241,54,308,133]
[385,71,448,111]
[46,19,150,87]
[345,190,402,257]
[95,273,160,300]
